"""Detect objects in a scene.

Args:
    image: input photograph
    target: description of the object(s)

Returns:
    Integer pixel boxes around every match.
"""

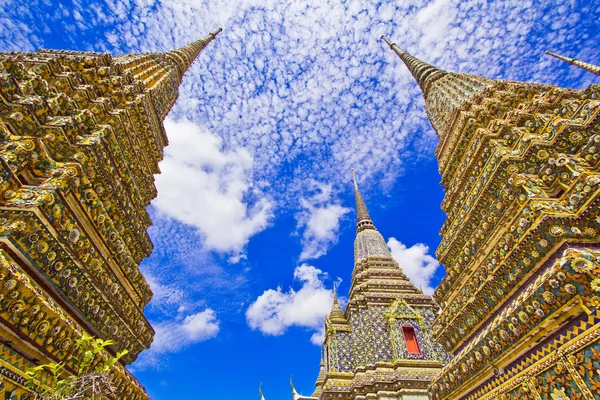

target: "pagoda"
[0,29,221,398]
[313,170,450,400]
[383,36,600,399]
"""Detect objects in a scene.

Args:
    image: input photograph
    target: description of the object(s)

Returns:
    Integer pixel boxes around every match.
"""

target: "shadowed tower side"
[383,36,600,400]
[0,29,220,399]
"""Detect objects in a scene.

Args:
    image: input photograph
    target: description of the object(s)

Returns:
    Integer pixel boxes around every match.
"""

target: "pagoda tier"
[384,37,600,400]
[0,29,220,398]
[316,171,450,400]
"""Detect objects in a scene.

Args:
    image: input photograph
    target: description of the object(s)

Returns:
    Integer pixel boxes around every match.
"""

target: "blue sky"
[1,0,599,399]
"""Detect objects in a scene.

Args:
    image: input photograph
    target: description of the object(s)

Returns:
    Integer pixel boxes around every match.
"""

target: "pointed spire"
[546,50,600,76]
[311,347,327,397]
[381,36,447,97]
[320,346,325,366]
[328,281,347,324]
[259,382,265,400]
[352,169,375,233]
[290,376,299,399]
[166,28,223,79]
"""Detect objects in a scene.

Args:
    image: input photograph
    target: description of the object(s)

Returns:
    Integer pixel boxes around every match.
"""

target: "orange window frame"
[402,326,421,355]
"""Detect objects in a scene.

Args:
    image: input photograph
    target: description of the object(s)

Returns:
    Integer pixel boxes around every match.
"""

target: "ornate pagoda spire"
[328,283,349,325]
[352,168,376,232]
[381,35,493,138]
[110,28,222,119]
[166,28,223,79]
[381,36,447,97]
[311,348,326,397]
[546,50,600,76]
[259,382,265,400]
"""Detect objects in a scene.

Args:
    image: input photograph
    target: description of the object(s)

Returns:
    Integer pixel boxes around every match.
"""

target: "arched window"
[402,326,421,355]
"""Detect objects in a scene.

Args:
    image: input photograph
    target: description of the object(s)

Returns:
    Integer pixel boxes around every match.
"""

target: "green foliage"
[26,334,128,400]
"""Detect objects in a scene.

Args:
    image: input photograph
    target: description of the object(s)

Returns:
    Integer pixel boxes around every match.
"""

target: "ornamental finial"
[333,281,339,303]
[381,35,447,97]
[381,35,393,47]
[259,382,265,400]
[290,376,298,394]
[352,169,375,233]
[546,50,600,76]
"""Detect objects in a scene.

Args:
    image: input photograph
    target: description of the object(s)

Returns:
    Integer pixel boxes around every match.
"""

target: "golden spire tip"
[333,281,339,302]
[381,35,394,47]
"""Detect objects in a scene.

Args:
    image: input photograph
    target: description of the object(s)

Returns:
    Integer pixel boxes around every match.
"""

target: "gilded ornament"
[535,308,544,317]
[10,112,23,121]
[37,241,49,253]
[67,228,80,243]
[499,330,509,341]
[550,226,563,236]
[9,300,24,315]
[572,257,593,272]
[36,320,50,334]
[517,311,529,324]
[542,291,556,304]
[3,279,16,290]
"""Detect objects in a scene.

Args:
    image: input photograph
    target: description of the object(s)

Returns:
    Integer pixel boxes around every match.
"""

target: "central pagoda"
[314,171,450,400]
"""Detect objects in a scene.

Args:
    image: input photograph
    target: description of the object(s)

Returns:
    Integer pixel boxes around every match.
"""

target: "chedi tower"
[0,29,220,398]
[314,171,450,400]
[383,36,600,399]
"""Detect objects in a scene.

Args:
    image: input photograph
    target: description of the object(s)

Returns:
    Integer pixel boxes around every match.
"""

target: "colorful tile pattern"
[0,29,221,398]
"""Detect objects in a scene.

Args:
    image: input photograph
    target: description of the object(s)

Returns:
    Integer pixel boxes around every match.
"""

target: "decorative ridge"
[352,168,375,233]
[381,35,448,97]
[546,50,600,76]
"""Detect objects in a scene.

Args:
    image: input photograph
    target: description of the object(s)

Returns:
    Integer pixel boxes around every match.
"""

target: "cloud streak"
[296,181,350,261]
[246,264,333,344]
[153,118,272,259]
[387,238,440,295]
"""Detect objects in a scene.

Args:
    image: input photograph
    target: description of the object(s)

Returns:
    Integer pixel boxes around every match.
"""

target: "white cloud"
[145,274,185,310]
[296,181,350,261]
[134,309,220,369]
[152,118,273,259]
[151,309,220,354]
[387,237,440,295]
[246,264,333,343]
